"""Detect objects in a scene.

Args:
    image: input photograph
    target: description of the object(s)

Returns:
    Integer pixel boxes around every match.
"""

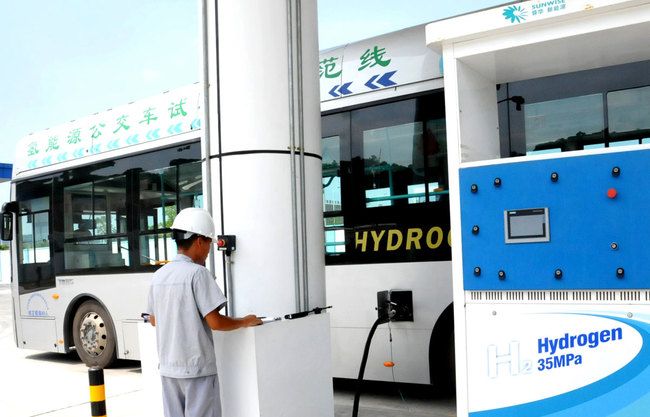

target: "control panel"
[459,149,650,290]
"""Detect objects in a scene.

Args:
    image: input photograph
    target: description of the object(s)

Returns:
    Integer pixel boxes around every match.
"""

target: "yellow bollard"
[88,367,107,417]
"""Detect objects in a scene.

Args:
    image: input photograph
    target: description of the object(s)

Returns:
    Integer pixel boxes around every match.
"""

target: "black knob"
[555,269,563,279]
[498,270,506,280]
[611,242,619,250]
[471,184,478,193]
[551,172,559,182]
[616,268,624,278]
[474,267,481,276]
[494,178,502,187]
[612,167,621,177]
[472,225,480,235]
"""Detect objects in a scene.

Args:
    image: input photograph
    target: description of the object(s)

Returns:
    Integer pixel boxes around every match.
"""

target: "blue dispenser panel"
[459,149,650,290]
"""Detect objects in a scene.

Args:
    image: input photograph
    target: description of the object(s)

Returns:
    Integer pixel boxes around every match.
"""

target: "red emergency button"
[216,238,227,247]
[607,188,617,199]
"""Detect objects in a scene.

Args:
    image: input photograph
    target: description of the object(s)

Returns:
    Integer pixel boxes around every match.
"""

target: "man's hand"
[243,314,264,327]
[205,309,263,331]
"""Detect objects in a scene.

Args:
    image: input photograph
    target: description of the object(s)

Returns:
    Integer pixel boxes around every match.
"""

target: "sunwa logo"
[503,5,527,23]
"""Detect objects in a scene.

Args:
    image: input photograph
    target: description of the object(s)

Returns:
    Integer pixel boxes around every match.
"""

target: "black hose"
[352,314,389,417]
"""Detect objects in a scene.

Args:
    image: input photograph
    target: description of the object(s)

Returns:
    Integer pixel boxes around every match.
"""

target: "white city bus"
[4,84,204,368]
[4,25,455,389]
[319,24,454,389]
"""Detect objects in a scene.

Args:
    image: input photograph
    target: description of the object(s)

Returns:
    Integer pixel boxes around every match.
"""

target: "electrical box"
[216,235,236,254]
[377,290,413,322]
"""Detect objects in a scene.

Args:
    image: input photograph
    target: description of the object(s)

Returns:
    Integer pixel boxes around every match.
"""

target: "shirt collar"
[173,253,194,263]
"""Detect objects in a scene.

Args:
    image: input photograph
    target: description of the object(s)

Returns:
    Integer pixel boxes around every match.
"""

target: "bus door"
[15,183,57,352]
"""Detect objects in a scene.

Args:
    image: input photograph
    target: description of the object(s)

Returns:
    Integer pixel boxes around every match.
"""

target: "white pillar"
[200,2,334,416]
[203,0,324,318]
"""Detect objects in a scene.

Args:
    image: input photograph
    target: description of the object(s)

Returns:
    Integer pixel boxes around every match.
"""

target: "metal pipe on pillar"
[199,0,219,304]
[286,0,302,313]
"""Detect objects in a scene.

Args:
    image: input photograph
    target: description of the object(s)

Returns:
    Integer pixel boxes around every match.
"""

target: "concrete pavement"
[0,285,456,416]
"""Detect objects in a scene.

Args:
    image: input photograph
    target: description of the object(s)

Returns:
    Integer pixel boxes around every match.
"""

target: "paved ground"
[0,285,456,416]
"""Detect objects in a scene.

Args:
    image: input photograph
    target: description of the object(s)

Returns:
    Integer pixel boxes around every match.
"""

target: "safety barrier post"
[88,367,107,417]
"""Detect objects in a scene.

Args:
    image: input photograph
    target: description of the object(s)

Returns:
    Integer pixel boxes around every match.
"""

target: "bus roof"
[14,83,202,177]
[318,24,443,104]
[16,21,447,176]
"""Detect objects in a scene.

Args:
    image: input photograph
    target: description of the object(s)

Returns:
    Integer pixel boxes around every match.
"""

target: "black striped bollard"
[88,367,107,417]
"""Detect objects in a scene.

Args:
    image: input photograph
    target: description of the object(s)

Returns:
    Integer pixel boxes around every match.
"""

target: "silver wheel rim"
[79,311,107,356]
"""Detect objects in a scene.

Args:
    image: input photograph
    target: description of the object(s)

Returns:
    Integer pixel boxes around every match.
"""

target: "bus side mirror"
[1,212,12,241]
[1,201,18,242]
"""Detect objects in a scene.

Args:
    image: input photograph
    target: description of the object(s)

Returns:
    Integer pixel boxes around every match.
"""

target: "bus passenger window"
[63,175,129,270]
[138,161,202,264]
[323,135,345,254]
[363,120,447,207]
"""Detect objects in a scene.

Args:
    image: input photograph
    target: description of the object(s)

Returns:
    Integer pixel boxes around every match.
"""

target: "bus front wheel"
[72,300,117,368]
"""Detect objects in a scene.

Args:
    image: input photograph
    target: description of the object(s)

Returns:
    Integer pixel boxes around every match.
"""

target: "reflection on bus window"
[65,238,130,269]
[140,233,177,265]
[140,167,179,231]
[178,162,203,209]
[323,136,342,213]
[324,216,344,254]
[63,175,128,270]
[64,176,127,239]
[138,160,202,265]
[16,188,55,293]
[19,211,51,264]
[363,120,447,208]
[525,94,604,155]
[608,86,650,142]
[502,61,650,156]
[321,92,450,265]
[14,142,202,278]
[322,135,345,254]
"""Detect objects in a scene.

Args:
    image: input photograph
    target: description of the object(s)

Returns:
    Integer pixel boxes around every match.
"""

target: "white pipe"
[200,0,230,313]
[296,0,310,311]
[286,0,303,313]
[199,0,215,271]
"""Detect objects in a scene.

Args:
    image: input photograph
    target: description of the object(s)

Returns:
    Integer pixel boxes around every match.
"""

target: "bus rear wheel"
[72,300,117,368]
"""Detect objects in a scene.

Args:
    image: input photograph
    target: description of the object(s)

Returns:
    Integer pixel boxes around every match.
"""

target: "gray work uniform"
[147,254,227,417]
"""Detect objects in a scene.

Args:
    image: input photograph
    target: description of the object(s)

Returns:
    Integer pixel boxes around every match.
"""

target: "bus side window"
[63,175,129,271]
[322,112,351,257]
[138,161,202,265]
[15,191,54,293]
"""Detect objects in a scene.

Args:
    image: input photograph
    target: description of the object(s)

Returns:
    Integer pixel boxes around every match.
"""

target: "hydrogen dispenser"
[427,1,650,415]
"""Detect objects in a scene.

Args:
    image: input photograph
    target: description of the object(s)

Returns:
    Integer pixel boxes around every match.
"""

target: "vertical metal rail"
[200,0,231,313]
[287,0,303,313]
[200,0,213,238]
[295,0,310,310]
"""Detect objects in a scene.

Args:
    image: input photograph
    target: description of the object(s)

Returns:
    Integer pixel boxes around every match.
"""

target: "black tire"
[429,304,455,396]
[72,300,117,368]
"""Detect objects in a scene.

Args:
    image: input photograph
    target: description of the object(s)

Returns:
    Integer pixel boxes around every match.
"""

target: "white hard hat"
[171,207,216,240]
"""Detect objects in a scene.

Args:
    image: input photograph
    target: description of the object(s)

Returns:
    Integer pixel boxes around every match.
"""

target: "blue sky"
[0,0,505,205]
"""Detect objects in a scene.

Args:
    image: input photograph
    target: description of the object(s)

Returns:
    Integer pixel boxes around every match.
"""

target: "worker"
[146,207,262,417]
